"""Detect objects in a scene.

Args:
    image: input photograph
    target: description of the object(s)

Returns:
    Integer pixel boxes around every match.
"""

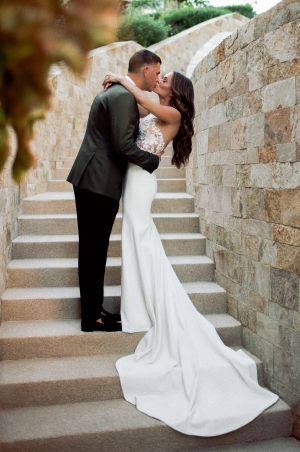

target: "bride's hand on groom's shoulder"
[102,72,121,90]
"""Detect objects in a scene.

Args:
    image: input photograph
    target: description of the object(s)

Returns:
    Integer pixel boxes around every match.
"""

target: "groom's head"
[128,49,161,91]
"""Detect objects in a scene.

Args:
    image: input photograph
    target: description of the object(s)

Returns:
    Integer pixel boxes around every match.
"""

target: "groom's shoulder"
[102,83,134,103]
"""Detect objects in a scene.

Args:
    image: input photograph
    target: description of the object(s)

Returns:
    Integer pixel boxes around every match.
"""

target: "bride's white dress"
[116,113,278,437]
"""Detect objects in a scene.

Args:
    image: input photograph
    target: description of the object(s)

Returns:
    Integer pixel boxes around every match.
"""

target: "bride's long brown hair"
[169,72,195,168]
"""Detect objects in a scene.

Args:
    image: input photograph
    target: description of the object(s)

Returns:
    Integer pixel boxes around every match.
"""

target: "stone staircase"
[0,148,292,451]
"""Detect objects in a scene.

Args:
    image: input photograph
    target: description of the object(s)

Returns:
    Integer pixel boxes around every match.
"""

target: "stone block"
[241,188,266,221]
[231,188,243,218]
[226,76,249,100]
[246,148,259,164]
[231,117,247,149]
[272,161,300,189]
[236,164,251,188]
[264,189,300,227]
[214,248,242,283]
[262,77,296,112]
[245,89,262,115]
[270,267,299,310]
[196,129,208,154]
[276,242,300,276]
[255,262,272,299]
[250,163,272,188]
[264,107,292,146]
[268,301,296,328]
[241,257,271,299]
[260,239,277,266]
[207,87,227,109]
[238,18,255,48]
[246,36,265,76]
[241,233,262,260]
[273,224,300,246]
[256,311,292,350]
[296,75,300,104]
[247,113,264,148]
[244,288,268,314]
[226,95,245,122]
[264,19,300,64]
[227,294,238,318]
[204,68,218,97]
[208,103,226,127]
[222,164,236,187]
[273,346,300,395]
[214,224,241,251]
[276,143,297,162]
[207,165,222,186]
[224,29,239,57]
[208,125,219,152]
[258,145,277,163]
[218,121,231,151]
[211,40,226,69]
[208,185,232,214]
[218,56,234,88]
[241,218,273,239]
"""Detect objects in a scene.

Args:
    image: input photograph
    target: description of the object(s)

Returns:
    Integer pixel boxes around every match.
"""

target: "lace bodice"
[136,114,165,154]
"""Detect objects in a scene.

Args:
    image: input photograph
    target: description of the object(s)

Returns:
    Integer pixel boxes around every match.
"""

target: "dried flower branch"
[0,0,120,182]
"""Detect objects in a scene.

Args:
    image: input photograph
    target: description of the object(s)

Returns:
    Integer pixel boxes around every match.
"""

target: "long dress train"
[116,114,278,437]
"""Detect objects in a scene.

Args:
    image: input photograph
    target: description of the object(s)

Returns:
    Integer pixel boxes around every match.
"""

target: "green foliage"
[0,0,119,182]
[130,0,162,9]
[118,14,169,47]
[157,3,255,36]
[221,4,256,19]
[178,0,210,6]
[160,6,231,36]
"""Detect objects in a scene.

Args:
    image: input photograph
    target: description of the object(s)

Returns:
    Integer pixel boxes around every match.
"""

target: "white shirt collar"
[125,75,136,86]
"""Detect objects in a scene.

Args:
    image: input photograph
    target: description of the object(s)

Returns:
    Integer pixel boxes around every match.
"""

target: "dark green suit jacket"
[67,84,159,200]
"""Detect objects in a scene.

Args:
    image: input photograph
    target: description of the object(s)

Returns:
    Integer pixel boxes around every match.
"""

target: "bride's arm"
[103,73,180,124]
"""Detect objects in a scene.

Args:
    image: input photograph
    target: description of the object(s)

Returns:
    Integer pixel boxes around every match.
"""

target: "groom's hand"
[154,150,164,160]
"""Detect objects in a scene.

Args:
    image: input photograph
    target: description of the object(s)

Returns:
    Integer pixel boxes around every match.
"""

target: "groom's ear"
[142,65,149,77]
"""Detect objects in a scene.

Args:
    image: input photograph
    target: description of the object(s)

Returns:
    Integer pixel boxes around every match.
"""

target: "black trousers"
[73,186,119,328]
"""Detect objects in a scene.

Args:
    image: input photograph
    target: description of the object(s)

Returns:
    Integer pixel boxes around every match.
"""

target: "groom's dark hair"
[128,49,161,73]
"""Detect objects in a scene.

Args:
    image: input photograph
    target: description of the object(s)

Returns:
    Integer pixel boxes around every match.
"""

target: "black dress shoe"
[81,321,122,332]
[101,307,121,322]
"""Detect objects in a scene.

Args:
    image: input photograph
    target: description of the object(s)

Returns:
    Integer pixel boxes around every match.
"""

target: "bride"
[103,71,279,437]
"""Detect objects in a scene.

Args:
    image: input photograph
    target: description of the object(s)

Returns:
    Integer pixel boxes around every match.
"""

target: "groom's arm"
[108,91,159,173]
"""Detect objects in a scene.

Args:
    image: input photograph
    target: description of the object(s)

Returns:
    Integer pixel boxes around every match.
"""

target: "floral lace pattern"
[136,114,165,154]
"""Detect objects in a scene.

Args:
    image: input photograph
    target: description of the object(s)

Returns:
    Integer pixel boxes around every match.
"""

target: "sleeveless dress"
[115,113,279,437]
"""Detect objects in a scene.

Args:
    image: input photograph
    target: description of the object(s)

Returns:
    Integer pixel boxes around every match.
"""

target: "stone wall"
[186,0,300,436]
[149,13,248,74]
[0,41,142,307]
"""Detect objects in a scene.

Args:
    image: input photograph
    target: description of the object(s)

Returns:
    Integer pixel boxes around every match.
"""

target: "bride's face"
[154,72,173,98]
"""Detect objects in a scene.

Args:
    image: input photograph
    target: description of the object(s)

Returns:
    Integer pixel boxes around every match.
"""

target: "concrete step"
[1,282,227,321]
[18,212,200,235]
[12,232,205,259]
[0,314,242,360]
[0,398,292,451]
[22,192,195,215]
[0,347,263,408]
[48,178,186,193]
[55,165,185,180]
[7,255,215,287]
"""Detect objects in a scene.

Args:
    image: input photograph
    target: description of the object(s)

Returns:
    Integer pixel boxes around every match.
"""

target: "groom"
[67,49,162,332]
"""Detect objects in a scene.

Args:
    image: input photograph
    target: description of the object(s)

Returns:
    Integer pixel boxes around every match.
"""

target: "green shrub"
[222,4,256,19]
[118,15,169,46]
[160,6,231,36]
